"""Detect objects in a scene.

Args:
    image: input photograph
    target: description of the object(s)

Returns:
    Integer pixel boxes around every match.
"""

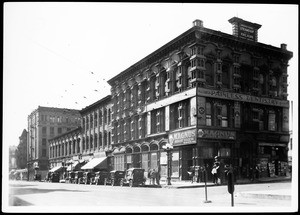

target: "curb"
[238,192,291,200]
[160,177,291,189]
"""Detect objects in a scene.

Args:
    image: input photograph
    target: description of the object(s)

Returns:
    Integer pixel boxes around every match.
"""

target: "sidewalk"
[151,175,291,189]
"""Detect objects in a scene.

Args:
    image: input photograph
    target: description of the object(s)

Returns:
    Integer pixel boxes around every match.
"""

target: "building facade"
[107,18,292,182]
[9,145,17,171]
[16,129,28,169]
[48,95,113,175]
[27,106,81,180]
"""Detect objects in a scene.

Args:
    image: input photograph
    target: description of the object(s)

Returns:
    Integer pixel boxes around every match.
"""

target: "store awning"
[49,166,63,172]
[66,161,80,171]
[81,157,107,170]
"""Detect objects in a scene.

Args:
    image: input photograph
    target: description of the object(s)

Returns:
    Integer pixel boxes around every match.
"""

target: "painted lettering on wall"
[169,129,196,146]
[198,129,236,140]
[197,88,289,107]
[239,24,255,41]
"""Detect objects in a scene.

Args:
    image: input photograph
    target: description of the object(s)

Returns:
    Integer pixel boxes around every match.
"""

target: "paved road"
[5,180,294,212]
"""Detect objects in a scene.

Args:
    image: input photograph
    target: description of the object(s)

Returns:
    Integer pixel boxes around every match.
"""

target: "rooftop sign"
[228,17,261,42]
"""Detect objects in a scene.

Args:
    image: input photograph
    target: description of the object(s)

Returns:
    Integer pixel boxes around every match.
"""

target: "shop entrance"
[181,147,193,180]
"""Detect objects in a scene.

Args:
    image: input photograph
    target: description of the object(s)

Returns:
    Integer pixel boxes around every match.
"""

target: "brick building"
[27,106,81,180]
[107,18,292,182]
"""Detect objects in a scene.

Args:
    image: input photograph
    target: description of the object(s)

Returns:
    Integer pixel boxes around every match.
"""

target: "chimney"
[281,43,287,50]
[228,17,261,42]
[193,19,203,27]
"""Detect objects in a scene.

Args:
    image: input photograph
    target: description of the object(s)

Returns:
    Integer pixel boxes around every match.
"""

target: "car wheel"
[129,180,133,187]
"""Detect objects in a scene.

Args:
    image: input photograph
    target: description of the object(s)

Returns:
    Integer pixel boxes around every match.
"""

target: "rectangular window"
[114,154,125,171]
[268,111,277,131]
[42,127,47,135]
[50,127,54,135]
[42,138,47,146]
[199,147,213,158]
[42,149,47,157]
[58,127,62,134]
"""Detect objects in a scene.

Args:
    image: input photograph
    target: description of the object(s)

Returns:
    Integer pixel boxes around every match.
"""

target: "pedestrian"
[211,163,220,185]
[153,169,160,185]
[255,165,260,179]
[187,167,195,183]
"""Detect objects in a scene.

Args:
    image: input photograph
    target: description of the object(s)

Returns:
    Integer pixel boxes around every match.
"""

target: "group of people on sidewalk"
[148,168,160,185]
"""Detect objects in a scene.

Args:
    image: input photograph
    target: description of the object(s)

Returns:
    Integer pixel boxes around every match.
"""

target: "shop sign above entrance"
[198,129,236,140]
[169,128,196,146]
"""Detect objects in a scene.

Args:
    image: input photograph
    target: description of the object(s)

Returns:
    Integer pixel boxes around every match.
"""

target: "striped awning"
[81,157,107,170]
[49,166,63,172]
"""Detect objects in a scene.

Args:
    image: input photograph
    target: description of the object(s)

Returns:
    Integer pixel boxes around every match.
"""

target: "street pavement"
[4,177,296,213]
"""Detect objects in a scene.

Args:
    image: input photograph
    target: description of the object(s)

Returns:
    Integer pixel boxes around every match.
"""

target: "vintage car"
[120,168,146,187]
[82,172,96,185]
[104,170,125,186]
[74,171,84,184]
[66,171,76,183]
[33,173,42,181]
[91,170,109,185]
[50,172,60,183]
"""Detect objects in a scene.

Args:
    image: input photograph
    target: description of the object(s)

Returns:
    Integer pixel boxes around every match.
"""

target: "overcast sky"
[3,3,298,150]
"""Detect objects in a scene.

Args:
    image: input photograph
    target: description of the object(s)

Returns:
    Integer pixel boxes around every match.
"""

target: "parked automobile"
[91,170,109,185]
[104,170,125,186]
[120,168,146,187]
[33,173,42,181]
[74,171,84,184]
[82,172,96,185]
[50,172,60,183]
[66,171,76,183]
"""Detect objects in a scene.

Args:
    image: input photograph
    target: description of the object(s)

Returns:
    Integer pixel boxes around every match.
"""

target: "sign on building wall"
[238,24,256,41]
[198,129,236,140]
[197,88,289,107]
[169,128,197,146]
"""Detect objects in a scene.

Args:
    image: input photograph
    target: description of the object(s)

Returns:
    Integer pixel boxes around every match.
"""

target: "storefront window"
[172,151,179,177]
[219,148,231,157]
[150,152,158,169]
[200,147,213,158]
[142,153,149,171]
[114,154,125,171]
[160,152,167,178]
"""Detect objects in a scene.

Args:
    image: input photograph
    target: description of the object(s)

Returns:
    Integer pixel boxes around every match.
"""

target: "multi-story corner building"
[16,129,28,169]
[27,106,81,180]
[48,95,113,176]
[107,18,292,182]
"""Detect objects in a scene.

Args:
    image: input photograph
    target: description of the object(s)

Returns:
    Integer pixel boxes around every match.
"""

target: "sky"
[3,3,298,150]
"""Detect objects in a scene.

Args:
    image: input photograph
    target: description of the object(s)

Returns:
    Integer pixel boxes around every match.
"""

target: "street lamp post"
[163,143,173,186]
